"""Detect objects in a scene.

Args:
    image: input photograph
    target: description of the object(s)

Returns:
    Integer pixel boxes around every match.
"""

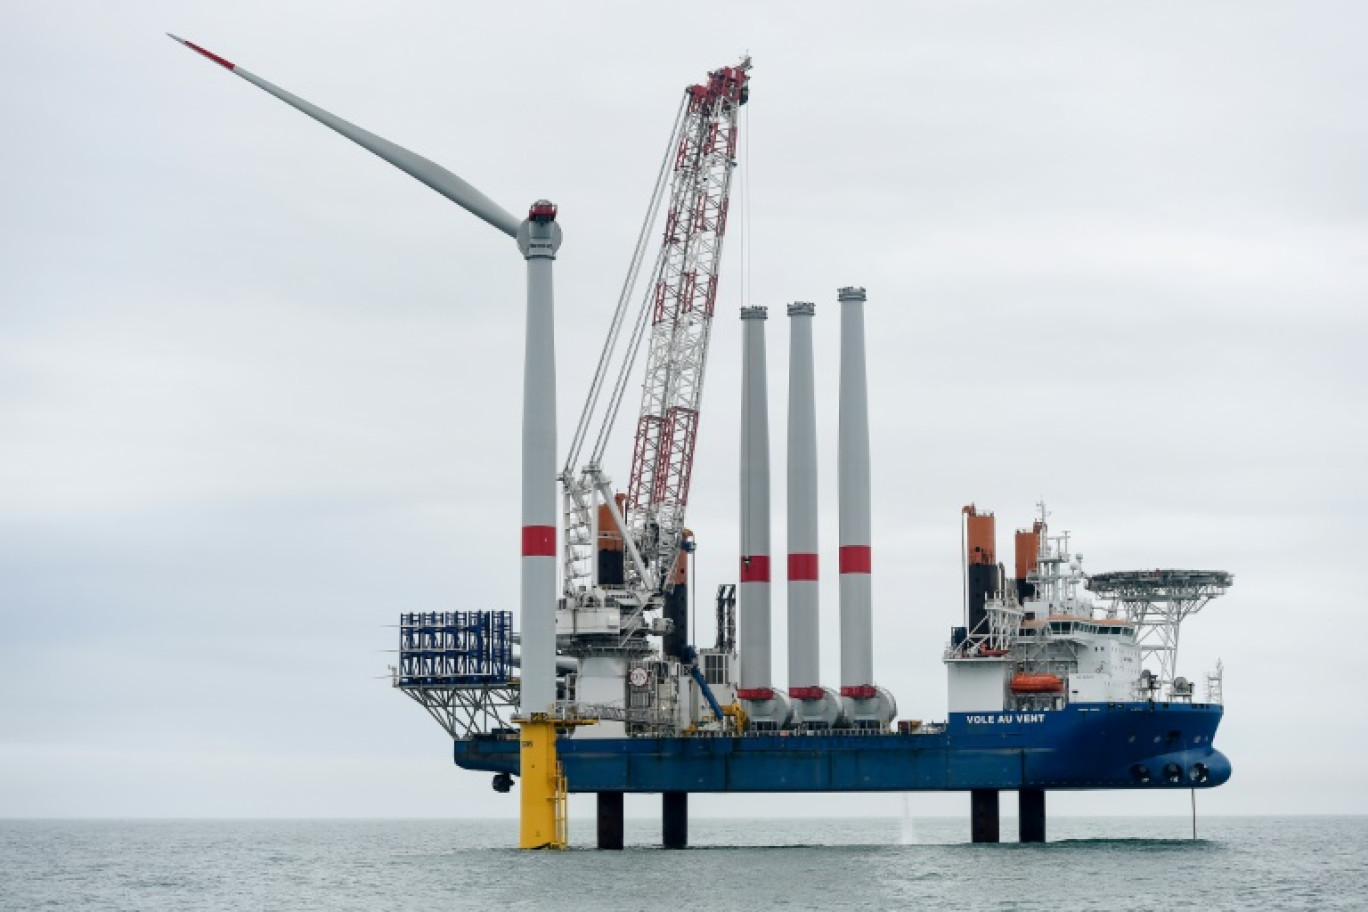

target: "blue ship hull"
[453,702,1230,792]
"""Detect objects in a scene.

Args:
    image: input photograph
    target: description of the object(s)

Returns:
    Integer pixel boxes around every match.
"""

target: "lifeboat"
[1010,673,1064,694]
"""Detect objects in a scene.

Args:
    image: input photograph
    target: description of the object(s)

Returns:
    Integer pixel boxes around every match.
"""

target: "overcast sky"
[2,1,1365,823]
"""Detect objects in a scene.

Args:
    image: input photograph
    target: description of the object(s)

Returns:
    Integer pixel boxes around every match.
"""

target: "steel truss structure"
[1205,658,1225,705]
[1087,570,1232,695]
[559,61,750,600]
[625,61,749,588]
[397,611,513,685]
[393,611,518,738]
[395,679,520,740]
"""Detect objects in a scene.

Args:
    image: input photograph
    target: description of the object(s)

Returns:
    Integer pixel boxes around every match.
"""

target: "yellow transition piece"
[518,715,566,849]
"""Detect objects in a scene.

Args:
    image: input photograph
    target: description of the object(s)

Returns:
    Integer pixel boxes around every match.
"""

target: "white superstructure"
[945,506,1227,713]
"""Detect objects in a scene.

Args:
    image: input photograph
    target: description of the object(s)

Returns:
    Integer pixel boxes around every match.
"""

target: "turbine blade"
[167,34,520,238]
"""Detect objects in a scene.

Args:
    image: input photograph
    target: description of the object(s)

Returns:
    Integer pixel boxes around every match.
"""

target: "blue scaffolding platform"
[398,611,513,688]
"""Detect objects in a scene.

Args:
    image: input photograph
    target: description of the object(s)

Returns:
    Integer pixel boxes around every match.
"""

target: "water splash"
[899,793,918,845]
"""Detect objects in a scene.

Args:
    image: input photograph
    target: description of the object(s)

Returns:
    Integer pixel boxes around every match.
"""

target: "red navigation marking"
[739,555,770,583]
[839,545,872,574]
[184,39,236,71]
[787,553,819,581]
[521,525,556,557]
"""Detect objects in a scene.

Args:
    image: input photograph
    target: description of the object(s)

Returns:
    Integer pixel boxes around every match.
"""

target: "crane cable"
[592,243,665,466]
[562,95,687,477]
[592,89,712,469]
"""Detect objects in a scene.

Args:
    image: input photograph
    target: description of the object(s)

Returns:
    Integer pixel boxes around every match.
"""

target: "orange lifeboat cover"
[1010,673,1065,694]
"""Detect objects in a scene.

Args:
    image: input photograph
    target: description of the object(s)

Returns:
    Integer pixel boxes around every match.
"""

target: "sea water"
[2,816,1364,910]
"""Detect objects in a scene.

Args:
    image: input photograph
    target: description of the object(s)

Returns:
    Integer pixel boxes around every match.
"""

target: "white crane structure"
[550,59,750,744]
[560,60,750,605]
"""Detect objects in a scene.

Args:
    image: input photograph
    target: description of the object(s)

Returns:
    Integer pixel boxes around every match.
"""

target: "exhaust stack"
[786,302,841,727]
[1014,519,1044,605]
[837,287,894,728]
[963,504,999,638]
[737,306,790,727]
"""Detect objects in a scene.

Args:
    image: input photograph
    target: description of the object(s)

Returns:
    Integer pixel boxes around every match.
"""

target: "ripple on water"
[0,817,1365,912]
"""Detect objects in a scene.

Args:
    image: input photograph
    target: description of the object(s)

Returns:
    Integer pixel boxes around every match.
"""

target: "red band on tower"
[839,545,872,574]
[739,555,771,583]
[521,525,556,557]
[787,553,819,581]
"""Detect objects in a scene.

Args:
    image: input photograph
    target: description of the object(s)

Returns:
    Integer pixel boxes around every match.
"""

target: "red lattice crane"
[562,59,750,597]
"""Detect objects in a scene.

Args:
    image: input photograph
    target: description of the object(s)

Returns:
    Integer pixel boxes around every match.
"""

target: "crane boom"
[624,60,750,588]
[560,60,750,600]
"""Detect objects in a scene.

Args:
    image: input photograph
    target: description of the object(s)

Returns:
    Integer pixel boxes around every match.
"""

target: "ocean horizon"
[3,815,1364,910]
